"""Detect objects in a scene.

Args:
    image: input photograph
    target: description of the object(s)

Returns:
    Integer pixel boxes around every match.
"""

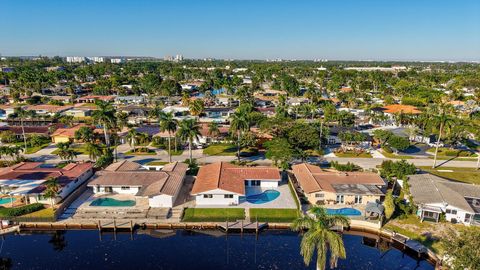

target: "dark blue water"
[0,230,433,270]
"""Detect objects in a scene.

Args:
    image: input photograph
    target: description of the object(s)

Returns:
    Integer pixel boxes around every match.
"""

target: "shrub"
[330,161,361,172]
[382,145,393,154]
[0,203,45,217]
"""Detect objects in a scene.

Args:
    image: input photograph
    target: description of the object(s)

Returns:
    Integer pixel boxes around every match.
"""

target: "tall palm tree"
[432,109,455,168]
[92,100,116,146]
[159,112,178,162]
[126,128,139,152]
[208,122,220,142]
[85,142,102,161]
[14,107,36,151]
[189,99,205,116]
[291,206,350,270]
[229,110,249,161]
[177,118,201,162]
[57,142,77,161]
[44,177,60,208]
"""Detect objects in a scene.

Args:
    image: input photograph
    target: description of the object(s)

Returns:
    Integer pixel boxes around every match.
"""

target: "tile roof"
[25,105,72,113]
[191,162,280,195]
[89,161,187,197]
[51,123,102,138]
[409,173,480,213]
[0,162,93,193]
[292,163,385,194]
[381,104,421,114]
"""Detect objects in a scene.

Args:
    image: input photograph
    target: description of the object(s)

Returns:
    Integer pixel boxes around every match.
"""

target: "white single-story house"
[0,162,94,205]
[191,162,281,206]
[88,160,188,208]
[409,173,480,225]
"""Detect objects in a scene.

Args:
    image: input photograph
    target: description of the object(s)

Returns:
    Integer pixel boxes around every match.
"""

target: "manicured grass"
[418,166,480,185]
[426,147,477,157]
[249,208,300,223]
[380,150,415,159]
[288,178,301,210]
[125,148,156,155]
[21,207,56,218]
[168,149,184,156]
[182,208,245,222]
[203,143,237,156]
[334,151,372,158]
[24,143,50,154]
[52,144,89,155]
[146,161,169,166]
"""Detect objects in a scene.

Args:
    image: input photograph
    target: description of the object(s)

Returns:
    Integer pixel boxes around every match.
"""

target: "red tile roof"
[191,162,280,195]
[382,104,421,114]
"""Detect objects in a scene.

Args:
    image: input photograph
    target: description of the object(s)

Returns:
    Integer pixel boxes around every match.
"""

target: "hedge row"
[0,203,45,217]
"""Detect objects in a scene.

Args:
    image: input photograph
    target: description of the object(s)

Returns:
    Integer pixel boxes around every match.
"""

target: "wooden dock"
[218,221,268,233]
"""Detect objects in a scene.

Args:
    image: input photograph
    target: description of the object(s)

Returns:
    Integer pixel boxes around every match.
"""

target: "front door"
[105,186,113,193]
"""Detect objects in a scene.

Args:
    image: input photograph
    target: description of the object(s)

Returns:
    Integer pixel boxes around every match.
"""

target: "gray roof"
[408,173,480,213]
[331,184,384,195]
[366,202,385,214]
[90,161,187,197]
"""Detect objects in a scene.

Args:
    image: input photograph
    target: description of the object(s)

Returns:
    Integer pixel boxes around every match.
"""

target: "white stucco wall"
[195,189,240,205]
[149,194,174,207]
[92,186,141,195]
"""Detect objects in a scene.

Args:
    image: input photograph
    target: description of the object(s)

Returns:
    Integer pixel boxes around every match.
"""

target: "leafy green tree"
[265,138,293,168]
[74,126,94,143]
[291,206,350,270]
[126,128,139,152]
[44,177,60,208]
[387,136,410,151]
[380,160,416,180]
[189,99,205,116]
[85,142,102,161]
[384,190,395,220]
[443,227,480,270]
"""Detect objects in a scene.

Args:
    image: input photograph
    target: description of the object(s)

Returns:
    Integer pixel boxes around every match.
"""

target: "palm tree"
[14,107,36,151]
[85,142,102,161]
[115,112,129,130]
[57,142,77,161]
[177,118,201,162]
[432,109,455,168]
[291,206,350,270]
[126,128,139,152]
[229,110,249,161]
[189,99,205,116]
[159,112,178,162]
[92,100,116,146]
[208,122,220,142]
[44,177,60,208]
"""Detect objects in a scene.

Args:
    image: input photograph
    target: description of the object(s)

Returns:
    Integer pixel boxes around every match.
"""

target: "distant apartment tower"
[110,58,126,64]
[175,54,183,61]
[66,56,86,63]
[87,56,105,63]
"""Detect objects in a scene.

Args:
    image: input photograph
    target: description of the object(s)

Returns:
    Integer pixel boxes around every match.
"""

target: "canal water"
[0,230,433,269]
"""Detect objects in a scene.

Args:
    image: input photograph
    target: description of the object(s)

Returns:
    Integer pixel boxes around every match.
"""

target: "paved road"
[20,143,480,169]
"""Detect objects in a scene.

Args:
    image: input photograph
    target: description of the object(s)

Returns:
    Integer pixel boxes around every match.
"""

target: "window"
[224,194,233,199]
[336,194,344,204]
[354,195,362,204]
[451,209,457,215]
[446,209,451,214]
[121,186,130,190]
[203,194,213,198]
[315,193,324,198]
[465,213,471,223]
[250,180,261,186]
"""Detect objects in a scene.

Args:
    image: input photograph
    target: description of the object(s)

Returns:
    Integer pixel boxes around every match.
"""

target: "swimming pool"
[0,197,16,205]
[246,190,280,204]
[326,208,362,216]
[90,198,136,207]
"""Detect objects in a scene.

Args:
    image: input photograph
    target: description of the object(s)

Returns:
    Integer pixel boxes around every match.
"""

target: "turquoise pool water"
[246,190,280,204]
[90,198,135,207]
[0,197,16,205]
[326,208,362,216]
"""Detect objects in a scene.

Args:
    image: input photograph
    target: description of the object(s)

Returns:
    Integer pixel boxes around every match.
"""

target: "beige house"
[292,163,386,205]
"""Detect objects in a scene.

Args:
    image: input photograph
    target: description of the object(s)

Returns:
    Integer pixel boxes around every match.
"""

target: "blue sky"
[1,0,479,61]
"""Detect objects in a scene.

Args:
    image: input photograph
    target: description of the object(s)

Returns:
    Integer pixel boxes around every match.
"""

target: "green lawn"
[418,166,480,185]
[22,208,56,218]
[335,151,372,158]
[168,149,184,156]
[182,208,245,222]
[15,142,51,154]
[249,208,300,223]
[380,150,415,159]
[52,144,89,155]
[125,148,156,155]
[426,147,477,157]
[203,143,237,156]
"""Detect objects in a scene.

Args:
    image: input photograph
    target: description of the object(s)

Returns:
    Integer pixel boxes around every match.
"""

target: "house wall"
[195,189,240,206]
[92,186,141,195]
[418,203,474,225]
[52,135,71,143]
[149,194,174,207]
[305,191,382,205]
